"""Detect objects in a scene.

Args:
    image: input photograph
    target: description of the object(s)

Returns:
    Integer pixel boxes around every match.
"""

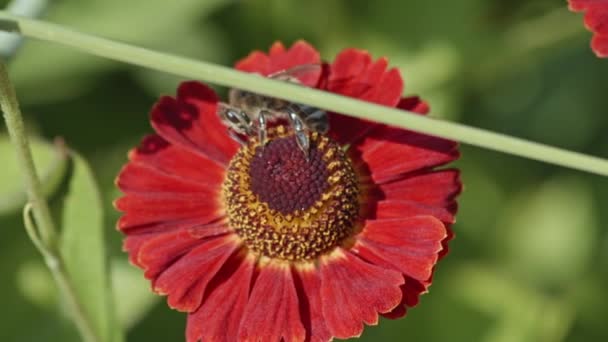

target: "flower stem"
[0,59,99,342]
[0,12,606,176]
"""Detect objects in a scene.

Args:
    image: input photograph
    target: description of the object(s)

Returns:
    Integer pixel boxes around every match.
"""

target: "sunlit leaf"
[59,151,122,342]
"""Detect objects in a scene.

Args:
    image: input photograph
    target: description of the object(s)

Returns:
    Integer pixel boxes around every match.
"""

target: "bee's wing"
[267,63,323,86]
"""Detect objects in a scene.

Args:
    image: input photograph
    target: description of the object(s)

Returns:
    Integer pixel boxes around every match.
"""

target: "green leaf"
[111,259,159,330]
[58,151,122,342]
[0,135,68,215]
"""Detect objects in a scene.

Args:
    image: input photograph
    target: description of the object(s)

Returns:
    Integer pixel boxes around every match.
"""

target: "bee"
[218,64,328,157]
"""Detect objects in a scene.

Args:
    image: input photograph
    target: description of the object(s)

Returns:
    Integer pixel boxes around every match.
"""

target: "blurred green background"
[1,0,607,341]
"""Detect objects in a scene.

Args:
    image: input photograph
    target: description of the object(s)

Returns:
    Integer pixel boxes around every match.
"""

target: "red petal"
[186,255,255,342]
[374,200,455,224]
[584,4,608,35]
[294,266,332,342]
[398,96,430,115]
[116,162,215,194]
[328,94,432,146]
[239,261,306,342]
[569,0,589,11]
[327,114,375,146]
[439,224,455,260]
[151,235,240,312]
[235,40,321,87]
[568,0,608,58]
[320,249,403,339]
[354,125,459,184]
[150,82,239,166]
[127,135,225,187]
[328,49,403,106]
[592,34,608,57]
[123,218,231,268]
[137,229,204,279]
[326,49,405,145]
[119,216,224,236]
[379,170,461,211]
[121,219,226,267]
[123,234,153,267]
[569,0,608,12]
[115,192,222,228]
[353,216,446,282]
[347,242,429,320]
[381,280,427,319]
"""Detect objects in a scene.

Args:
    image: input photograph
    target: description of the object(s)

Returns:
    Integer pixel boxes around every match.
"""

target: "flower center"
[223,126,360,261]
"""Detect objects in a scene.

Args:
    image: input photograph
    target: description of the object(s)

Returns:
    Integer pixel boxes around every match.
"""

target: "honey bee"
[218,64,328,157]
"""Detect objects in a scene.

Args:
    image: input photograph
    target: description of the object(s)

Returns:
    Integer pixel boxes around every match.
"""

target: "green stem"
[0,58,56,247]
[0,60,99,342]
[0,12,606,176]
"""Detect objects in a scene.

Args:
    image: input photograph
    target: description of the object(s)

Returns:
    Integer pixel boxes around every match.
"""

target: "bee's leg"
[288,110,309,159]
[227,129,247,145]
[257,110,268,149]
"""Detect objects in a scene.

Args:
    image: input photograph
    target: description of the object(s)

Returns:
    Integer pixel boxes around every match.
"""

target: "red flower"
[115,41,461,341]
[569,0,608,57]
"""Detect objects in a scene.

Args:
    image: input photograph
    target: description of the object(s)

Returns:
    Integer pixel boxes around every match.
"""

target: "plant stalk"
[0,12,606,176]
[0,59,99,342]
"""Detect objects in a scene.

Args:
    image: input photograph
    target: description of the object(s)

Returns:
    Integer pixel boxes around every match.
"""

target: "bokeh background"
[1,0,607,341]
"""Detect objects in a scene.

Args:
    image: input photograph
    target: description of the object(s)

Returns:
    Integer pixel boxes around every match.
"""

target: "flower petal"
[121,219,226,267]
[117,162,215,194]
[398,96,430,115]
[353,216,446,283]
[348,241,429,320]
[294,265,332,342]
[568,0,608,58]
[584,4,608,35]
[374,200,455,224]
[352,216,448,320]
[325,49,406,145]
[354,125,459,184]
[136,226,232,280]
[186,254,255,342]
[151,235,240,312]
[327,114,375,146]
[115,192,223,228]
[320,249,403,339]
[328,94,432,146]
[238,261,306,342]
[379,170,461,213]
[235,40,321,86]
[592,34,608,57]
[328,49,403,106]
[381,280,427,319]
[569,0,607,11]
[150,82,239,166]
[126,135,226,187]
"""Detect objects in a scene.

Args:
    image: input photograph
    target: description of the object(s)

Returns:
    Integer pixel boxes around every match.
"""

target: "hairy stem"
[0,12,606,176]
[0,59,99,342]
